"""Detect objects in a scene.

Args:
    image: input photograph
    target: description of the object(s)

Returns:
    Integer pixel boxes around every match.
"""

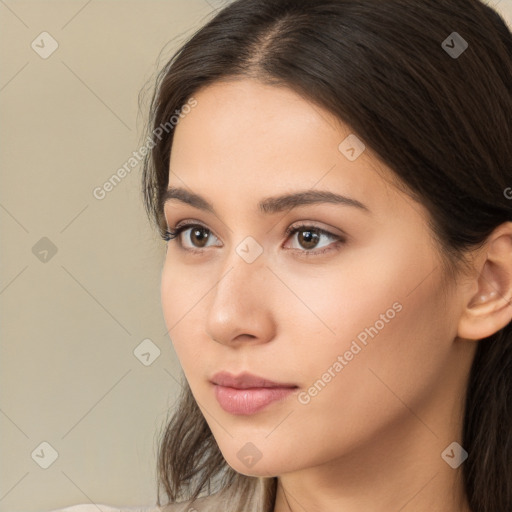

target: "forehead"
[167,79,413,218]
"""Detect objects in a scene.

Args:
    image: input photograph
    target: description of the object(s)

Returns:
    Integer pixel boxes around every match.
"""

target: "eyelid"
[283,223,345,255]
[169,218,345,238]
[171,220,220,243]
[164,219,347,256]
[285,220,347,239]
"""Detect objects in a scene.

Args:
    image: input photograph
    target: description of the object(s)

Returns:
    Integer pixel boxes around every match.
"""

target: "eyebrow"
[162,186,371,215]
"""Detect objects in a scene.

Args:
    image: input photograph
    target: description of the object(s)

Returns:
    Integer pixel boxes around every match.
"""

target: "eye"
[283,224,345,256]
[162,221,345,257]
[163,221,220,252]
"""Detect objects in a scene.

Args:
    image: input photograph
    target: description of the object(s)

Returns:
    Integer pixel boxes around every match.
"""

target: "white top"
[48,491,254,512]
[49,506,162,512]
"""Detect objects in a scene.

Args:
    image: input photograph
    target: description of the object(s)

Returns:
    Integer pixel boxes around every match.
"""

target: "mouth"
[210,371,299,415]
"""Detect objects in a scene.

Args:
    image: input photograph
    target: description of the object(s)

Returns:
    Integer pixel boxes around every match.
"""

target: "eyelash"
[162,222,345,257]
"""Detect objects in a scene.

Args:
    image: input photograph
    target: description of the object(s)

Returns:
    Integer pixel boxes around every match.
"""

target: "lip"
[210,371,298,389]
[213,385,297,415]
[210,371,299,415]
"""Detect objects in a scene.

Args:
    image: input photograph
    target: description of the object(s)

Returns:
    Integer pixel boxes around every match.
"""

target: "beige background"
[1,1,511,511]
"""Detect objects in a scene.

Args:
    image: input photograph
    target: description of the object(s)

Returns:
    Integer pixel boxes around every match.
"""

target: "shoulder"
[45,494,227,512]
[162,493,232,512]
[47,505,162,512]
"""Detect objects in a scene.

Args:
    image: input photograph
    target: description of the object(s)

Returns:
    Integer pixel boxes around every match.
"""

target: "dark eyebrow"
[162,186,371,215]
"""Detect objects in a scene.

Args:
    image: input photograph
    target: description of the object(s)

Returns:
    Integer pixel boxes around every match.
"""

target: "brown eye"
[164,222,221,251]
[296,228,321,250]
[187,226,210,248]
[284,224,345,256]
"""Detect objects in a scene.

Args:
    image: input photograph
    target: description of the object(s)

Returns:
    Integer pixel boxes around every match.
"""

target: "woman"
[53,0,512,511]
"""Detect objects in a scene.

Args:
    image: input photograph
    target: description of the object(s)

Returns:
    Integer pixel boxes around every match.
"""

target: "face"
[161,78,465,478]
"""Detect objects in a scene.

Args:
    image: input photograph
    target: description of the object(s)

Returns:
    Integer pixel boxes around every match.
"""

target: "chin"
[223,453,294,478]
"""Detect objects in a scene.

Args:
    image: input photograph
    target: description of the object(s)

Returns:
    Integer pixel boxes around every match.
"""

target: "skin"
[160,78,512,512]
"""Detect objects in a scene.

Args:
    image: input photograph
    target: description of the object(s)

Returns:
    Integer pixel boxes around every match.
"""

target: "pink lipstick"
[210,371,298,415]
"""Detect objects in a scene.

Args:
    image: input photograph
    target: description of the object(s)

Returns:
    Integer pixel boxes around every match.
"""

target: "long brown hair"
[140,1,512,510]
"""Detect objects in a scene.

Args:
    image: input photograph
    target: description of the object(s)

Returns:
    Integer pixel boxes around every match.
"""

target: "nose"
[204,248,276,347]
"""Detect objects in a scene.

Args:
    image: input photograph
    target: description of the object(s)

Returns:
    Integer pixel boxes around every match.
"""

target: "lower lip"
[213,384,297,415]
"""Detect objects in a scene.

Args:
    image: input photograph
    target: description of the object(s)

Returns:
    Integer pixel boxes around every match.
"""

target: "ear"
[457,221,512,340]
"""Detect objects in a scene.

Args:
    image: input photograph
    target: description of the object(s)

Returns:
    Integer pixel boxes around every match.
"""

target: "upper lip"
[210,371,298,389]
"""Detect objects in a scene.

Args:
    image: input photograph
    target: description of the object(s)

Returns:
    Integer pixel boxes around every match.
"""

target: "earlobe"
[457,222,512,341]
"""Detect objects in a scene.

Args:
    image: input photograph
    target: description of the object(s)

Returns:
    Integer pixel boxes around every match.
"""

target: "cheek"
[160,256,208,365]
[282,236,452,405]
[273,232,437,348]
[290,263,453,438]
[274,289,451,474]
